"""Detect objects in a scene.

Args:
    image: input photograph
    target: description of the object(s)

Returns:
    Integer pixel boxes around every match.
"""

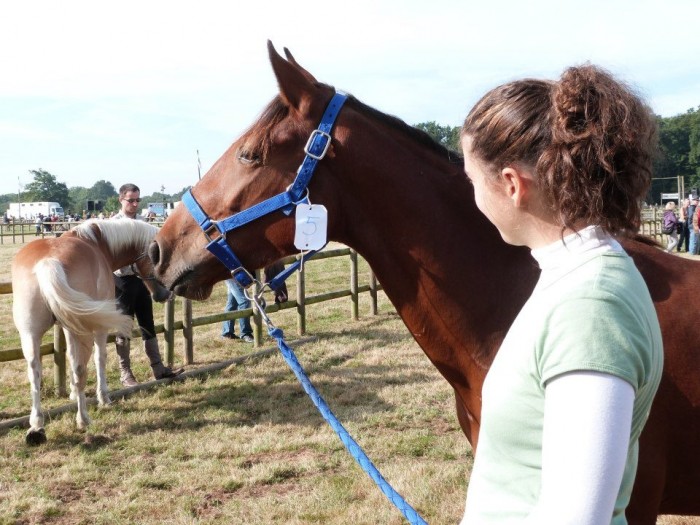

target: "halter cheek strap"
[182,92,348,288]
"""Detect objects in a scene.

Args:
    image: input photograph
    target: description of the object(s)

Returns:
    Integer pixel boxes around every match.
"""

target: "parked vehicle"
[7,202,65,220]
[141,202,178,219]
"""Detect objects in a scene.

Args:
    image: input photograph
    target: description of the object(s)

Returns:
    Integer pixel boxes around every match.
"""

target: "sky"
[1,0,699,198]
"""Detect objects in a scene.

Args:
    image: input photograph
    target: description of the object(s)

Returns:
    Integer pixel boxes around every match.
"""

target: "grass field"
[0,240,471,524]
[0,239,696,524]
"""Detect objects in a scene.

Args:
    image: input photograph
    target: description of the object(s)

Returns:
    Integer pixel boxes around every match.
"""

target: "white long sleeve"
[524,371,635,525]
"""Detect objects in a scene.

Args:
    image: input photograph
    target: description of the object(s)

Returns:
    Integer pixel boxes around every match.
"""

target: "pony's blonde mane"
[74,219,159,256]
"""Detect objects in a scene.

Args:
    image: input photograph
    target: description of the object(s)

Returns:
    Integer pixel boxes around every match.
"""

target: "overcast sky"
[1,0,698,197]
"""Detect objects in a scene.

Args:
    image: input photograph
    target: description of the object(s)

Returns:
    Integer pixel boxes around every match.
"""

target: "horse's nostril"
[149,241,160,266]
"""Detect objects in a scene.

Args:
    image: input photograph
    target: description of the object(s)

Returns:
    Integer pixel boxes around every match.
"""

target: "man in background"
[113,183,183,386]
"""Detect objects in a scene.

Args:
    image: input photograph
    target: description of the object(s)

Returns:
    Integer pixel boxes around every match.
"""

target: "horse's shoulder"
[621,237,698,307]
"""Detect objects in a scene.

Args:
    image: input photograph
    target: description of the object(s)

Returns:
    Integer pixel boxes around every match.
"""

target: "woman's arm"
[524,371,634,525]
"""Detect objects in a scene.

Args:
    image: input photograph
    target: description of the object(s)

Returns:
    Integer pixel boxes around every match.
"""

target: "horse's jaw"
[161,263,216,301]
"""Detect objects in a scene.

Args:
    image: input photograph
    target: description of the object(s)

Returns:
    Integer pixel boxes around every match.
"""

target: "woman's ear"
[500,166,533,208]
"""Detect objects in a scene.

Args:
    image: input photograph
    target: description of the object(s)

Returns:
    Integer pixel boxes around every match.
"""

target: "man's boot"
[144,337,184,380]
[115,336,139,387]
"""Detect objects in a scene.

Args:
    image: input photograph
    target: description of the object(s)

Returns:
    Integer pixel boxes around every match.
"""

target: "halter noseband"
[130,251,157,282]
[181,92,348,289]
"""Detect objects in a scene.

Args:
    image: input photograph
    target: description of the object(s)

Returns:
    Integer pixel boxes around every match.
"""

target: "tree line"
[0,169,190,217]
[2,106,699,212]
[416,107,700,203]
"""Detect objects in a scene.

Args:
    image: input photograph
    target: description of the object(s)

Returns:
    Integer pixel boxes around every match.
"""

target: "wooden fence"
[0,207,678,396]
[640,206,676,242]
[0,247,381,398]
[0,220,77,243]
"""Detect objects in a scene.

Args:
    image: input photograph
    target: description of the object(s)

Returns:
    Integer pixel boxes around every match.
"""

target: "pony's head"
[76,219,172,302]
[152,42,345,299]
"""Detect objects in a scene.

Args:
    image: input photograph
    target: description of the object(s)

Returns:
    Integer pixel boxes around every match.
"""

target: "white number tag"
[294,204,328,250]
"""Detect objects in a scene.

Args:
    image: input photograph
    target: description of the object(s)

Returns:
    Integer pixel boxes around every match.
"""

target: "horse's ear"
[267,40,315,113]
[283,47,298,65]
[282,47,318,84]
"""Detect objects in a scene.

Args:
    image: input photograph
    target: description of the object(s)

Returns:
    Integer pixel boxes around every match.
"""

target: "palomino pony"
[149,43,700,523]
[12,219,170,445]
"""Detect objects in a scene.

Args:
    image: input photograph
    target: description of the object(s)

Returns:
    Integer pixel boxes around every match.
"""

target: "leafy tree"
[414,121,461,152]
[104,195,121,213]
[23,169,70,205]
[89,180,118,201]
[171,186,191,201]
[687,109,700,184]
[0,193,15,212]
[653,107,700,200]
[67,186,90,215]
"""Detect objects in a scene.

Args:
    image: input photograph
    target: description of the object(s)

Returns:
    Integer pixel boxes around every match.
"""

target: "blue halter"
[180,89,428,525]
[181,92,348,289]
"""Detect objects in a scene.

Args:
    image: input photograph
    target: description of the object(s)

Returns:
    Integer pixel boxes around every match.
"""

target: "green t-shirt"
[463,249,663,524]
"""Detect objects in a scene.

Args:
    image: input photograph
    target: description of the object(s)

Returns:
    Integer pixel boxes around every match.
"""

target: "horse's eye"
[237,150,261,165]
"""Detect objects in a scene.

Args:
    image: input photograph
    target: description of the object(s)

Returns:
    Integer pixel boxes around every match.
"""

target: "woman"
[663,201,679,253]
[460,66,663,524]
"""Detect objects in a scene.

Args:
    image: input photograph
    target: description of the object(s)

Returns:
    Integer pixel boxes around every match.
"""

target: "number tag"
[294,204,328,250]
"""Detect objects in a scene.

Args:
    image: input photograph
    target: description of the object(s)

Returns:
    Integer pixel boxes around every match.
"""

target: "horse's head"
[132,252,173,303]
[75,219,174,303]
[119,221,173,303]
[151,41,346,299]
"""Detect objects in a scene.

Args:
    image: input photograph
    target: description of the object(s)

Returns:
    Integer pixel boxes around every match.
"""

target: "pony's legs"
[64,331,93,430]
[19,332,47,444]
[93,333,111,405]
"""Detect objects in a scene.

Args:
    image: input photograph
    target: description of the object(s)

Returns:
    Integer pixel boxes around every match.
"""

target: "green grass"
[1,240,696,525]
[0,240,471,524]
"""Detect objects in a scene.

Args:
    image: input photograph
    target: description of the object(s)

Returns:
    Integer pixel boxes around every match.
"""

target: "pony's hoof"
[98,394,112,407]
[26,428,47,446]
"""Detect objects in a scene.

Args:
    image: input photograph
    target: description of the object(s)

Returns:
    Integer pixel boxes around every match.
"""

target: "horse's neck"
[96,238,143,272]
[330,137,538,391]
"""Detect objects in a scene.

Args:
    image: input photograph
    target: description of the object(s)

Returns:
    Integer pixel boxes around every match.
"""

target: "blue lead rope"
[267,325,428,525]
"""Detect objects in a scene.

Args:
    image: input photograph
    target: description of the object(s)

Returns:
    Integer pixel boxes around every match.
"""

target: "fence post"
[253,269,263,347]
[369,270,378,316]
[350,249,359,321]
[297,261,306,336]
[183,298,194,364]
[53,324,67,397]
[164,296,175,366]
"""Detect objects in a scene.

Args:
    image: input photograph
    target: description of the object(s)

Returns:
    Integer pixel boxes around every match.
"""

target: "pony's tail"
[34,258,133,337]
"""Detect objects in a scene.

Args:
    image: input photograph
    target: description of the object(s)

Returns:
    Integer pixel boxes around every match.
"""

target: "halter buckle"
[304,129,332,160]
[203,222,220,243]
[231,266,256,288]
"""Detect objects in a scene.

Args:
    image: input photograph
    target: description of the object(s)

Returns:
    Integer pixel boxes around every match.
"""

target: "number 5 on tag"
[294,204,328,250]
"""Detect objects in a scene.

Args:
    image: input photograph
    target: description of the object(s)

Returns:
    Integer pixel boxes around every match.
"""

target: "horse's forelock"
[75,219,158,256]
[239,96,290,163]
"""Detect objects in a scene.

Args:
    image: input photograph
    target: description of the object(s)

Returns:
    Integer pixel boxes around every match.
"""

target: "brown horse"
[149,42,700,523]
[12,219,171,445]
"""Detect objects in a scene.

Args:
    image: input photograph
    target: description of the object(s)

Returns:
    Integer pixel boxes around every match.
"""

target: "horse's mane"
[345,94,463,163]
[74,219,159,256]
[239,87,463,164]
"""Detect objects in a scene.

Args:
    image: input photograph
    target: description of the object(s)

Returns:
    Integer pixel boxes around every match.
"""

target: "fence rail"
[640,207,673,242]
[0,248,381,398]
[0,219,165,243]
[0,211,675,396]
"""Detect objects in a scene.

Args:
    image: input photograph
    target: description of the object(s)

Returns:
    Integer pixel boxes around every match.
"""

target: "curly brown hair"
[461,64,657,236]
